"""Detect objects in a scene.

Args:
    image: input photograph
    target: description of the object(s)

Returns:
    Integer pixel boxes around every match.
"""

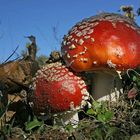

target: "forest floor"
[1,68,140,140]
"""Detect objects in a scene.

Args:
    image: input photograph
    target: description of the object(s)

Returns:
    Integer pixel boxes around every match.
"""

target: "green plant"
[127,69,140,88]
[36,55,49,66]
[86,97,114,123]
[25,117,44,131]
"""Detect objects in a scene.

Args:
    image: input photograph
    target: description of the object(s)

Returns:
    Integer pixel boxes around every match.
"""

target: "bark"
[0,35,39,94]
[0,59,39,94]
[26,35,37,61]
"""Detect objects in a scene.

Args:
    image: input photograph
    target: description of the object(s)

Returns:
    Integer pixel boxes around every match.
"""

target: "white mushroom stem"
[54,111,79,128]
[91,71,123,101]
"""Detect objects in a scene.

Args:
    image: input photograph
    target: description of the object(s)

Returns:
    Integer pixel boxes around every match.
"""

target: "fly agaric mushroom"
[31,62,89,126]
[61,13,140,101]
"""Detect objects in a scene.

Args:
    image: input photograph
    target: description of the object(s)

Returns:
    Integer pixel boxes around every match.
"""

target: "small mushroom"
[61,13,140,101]
[31,62,89,126]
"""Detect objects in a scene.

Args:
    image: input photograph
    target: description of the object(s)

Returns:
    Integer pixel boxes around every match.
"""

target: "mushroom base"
[91,71,123,101]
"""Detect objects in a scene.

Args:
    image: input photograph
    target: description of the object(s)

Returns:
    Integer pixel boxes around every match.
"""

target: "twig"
[3,45,19,63]
[126,68,140,78]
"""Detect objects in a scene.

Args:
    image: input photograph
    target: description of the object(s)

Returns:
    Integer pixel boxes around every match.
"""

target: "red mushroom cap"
[61,13,140,72]
[32,62,89,115]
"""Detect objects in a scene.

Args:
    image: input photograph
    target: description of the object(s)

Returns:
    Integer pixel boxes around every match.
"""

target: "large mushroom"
[61,13,140,101]
[31,62,89,126]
